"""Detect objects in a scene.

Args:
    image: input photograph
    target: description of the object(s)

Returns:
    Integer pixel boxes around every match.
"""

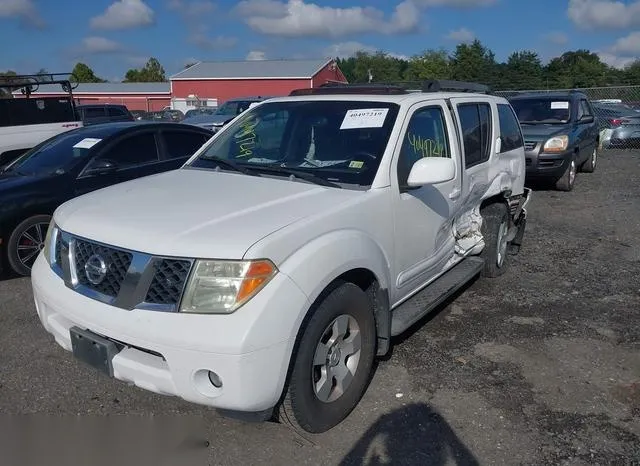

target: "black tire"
[278,281,377,434]
[7,214,51,276]
[480,203,510,278]
[580,146,597,173]
[555,154,577,191]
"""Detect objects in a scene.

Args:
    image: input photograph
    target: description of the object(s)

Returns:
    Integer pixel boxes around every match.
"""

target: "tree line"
[337,40,640,90]
[2,40,639,91]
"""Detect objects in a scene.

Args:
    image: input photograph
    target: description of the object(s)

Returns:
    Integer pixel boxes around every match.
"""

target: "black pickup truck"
[509,91,599,191]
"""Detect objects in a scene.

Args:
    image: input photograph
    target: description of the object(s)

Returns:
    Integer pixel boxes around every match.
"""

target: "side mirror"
[407,157,455,187]
[580,115,595,123]
[85,159,117,176]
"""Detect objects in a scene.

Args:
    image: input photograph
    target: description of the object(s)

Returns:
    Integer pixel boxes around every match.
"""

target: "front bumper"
[524,143,572,179]
[31,254,310,412]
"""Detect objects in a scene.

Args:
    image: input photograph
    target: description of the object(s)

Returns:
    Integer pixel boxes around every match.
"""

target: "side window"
[458,103,492,168]
[580,99,593,118]
[397,106,450,187]
[99,132,159,168]
[107,107,126,117]
[84,107,105,119]
[162,130,210,159]
[497,104,524,153]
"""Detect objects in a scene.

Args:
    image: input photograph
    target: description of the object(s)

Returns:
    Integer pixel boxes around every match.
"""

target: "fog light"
[208,371,222,388]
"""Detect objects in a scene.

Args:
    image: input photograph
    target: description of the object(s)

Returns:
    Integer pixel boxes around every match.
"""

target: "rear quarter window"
[497,104,524,153]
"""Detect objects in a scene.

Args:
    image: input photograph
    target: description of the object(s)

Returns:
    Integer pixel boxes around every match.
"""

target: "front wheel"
[555,155,577,191]
[580,146,597,173]
[480,203,510,278]
[6,215,52,276]
[278,281,377,434]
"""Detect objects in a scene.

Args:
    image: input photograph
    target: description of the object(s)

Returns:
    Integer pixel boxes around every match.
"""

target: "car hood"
[54,168,360,260]
[519,123,572,141]
[183,113,231,126]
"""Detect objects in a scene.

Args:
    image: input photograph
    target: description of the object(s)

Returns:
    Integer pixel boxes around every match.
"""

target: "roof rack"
[289,83,408,96]
[421,79,490,94]
[0,73,78,97]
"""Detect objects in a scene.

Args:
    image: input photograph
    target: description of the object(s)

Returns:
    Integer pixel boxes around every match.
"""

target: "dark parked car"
[184,107,215,119]
[509,91,599,191]
[129,109,148,120]
[182,96,268,132]
[593,103,640,149]
[0,121,212,276]
[77,104,134,125]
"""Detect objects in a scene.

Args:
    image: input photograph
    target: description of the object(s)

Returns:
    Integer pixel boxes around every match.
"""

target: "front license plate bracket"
[70,326,120,377]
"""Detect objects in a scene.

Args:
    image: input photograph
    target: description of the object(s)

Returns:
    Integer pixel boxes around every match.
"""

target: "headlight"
[180,259,277,314]
[543,135,569,152]
[42,219,57,265]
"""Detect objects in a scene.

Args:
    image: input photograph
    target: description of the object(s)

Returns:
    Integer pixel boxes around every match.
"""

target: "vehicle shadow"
[0,269,20,282]
[340,402,479,466]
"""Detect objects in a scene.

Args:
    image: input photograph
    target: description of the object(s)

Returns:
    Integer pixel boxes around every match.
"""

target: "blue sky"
[1,0,639,81]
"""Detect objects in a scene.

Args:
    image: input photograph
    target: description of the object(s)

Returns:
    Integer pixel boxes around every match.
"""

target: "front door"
[390,100,463,305]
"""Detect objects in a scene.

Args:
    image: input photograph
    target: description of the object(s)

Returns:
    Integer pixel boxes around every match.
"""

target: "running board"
[390,257,485,336]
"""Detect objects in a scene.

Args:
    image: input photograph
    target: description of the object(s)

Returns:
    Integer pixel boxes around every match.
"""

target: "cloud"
[90,0,155,30]
[413,0,496,6]
[324,41,408,59]
[81,36,123,54]
[609,31,640,55]
[246,50,267,60]
[567,0,640,30]
[189,31,238,50]
[125,56,151,67]
[0,0,44,28]
[445,27,475,43]
[597,52,637,69]
[543,31,569,45]
[167,0,215,17]
[238,0,420,38]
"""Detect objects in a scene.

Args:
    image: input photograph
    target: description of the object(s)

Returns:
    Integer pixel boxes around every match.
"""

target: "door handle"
[449,188,461,200]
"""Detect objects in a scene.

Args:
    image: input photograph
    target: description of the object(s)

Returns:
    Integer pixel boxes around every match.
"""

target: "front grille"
[145,259,192,305]
[524,141,537,151]
[74,239,133,297]
[525,158,532,166]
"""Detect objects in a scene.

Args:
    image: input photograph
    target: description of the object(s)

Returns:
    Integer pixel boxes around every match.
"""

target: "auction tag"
[73,138,102,149]
[340,108,389,130]
[550,101,569,109]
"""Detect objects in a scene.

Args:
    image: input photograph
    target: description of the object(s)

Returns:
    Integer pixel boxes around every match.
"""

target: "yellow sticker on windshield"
[349,160,364,169]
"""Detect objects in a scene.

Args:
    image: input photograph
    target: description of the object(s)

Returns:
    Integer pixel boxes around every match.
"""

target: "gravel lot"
[1,149,639,466]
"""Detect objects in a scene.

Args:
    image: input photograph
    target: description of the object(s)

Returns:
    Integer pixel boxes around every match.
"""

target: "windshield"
[5,131,97,175]
[188,100,400,187]
[511,98,572,124]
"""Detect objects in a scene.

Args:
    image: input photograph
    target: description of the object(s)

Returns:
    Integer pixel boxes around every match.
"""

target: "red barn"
[12,82,171,111]
[170,58,347,105]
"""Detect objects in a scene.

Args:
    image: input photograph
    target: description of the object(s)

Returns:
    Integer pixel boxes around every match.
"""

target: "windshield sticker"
[408,134,445,158]
[298,159,348,168]
[340,108,389,130]
[72,138,102,149]
[349,160,364,169]
[550,101,569,109]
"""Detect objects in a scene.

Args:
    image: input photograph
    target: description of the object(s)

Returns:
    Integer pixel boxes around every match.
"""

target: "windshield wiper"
[196,156,258,177]
[252,165,342,189]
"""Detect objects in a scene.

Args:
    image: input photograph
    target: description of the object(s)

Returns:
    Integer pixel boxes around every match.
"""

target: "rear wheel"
[480,203,510,278]
[555,155,577,191]
[7,215,51,276]
[278,281,376,434]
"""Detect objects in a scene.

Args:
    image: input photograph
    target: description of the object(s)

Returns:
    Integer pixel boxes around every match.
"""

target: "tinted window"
[162,130,210,159]
[98,132,158,167]
[83,107,105,119]
[107,107,126,117]
[497,104,523,153]
[0,97,77,127]
[458,103,492,168]
[397,106,450,187]
[510,98,571,123]
[191,100,400,187]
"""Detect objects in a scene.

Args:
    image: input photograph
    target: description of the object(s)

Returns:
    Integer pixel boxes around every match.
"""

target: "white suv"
[32,81,531,433]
